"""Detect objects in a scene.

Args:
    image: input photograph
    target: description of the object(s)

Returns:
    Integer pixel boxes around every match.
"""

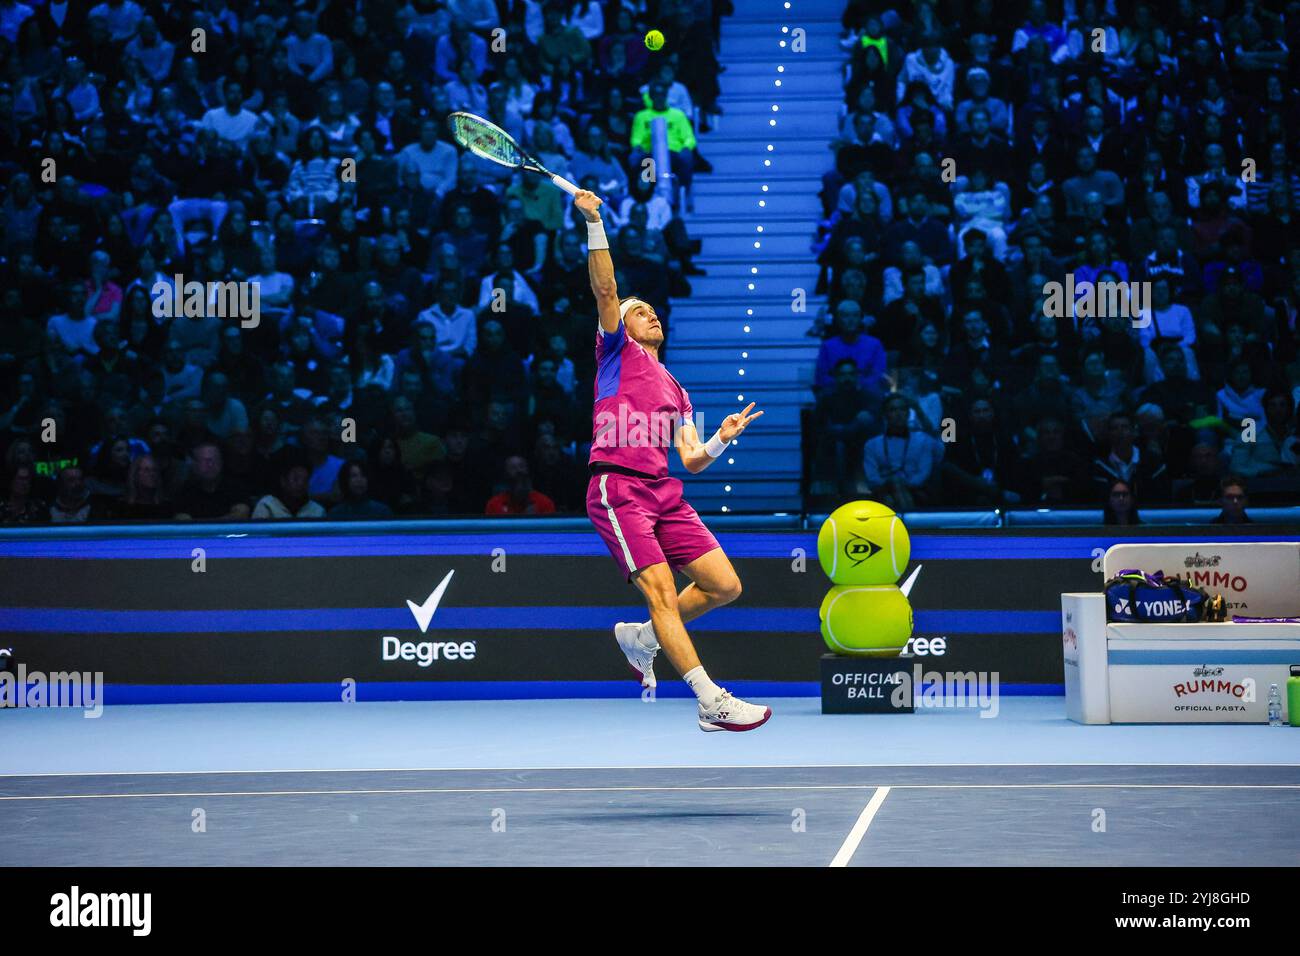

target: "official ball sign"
[820,654,914,714]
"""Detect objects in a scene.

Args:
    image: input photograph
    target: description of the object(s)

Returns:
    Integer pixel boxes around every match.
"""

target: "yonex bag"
[1104,569,1227,623]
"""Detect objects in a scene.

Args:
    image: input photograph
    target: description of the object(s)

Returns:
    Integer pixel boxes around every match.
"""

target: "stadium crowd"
[809,0,1300,520]
[0,0,723,523]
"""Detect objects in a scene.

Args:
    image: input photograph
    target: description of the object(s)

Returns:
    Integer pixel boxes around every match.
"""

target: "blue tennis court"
[5,697,1296,867]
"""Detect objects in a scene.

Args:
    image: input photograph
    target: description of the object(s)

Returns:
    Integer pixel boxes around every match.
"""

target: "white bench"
[1062,542,1300,723]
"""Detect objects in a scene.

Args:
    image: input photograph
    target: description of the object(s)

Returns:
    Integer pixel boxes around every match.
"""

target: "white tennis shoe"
[614,621,658,689]
[698,690,772,732]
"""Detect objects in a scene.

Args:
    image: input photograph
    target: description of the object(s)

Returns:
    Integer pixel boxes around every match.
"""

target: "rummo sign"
[1108,664,1290,723]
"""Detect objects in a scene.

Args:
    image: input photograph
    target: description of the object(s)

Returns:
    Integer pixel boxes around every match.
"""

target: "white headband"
[619,298,649,320]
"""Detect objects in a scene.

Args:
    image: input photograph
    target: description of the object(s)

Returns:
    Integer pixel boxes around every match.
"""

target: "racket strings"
[451,114,521,166]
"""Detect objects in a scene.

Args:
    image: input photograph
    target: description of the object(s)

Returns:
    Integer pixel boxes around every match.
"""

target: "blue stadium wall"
[1,521,1296,704]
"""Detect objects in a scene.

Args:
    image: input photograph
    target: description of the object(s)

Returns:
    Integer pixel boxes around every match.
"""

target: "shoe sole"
[698,706,772,733]
[615,623,657,689]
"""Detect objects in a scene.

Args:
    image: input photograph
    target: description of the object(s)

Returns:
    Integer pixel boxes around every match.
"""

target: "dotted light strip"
[728,13,790,503]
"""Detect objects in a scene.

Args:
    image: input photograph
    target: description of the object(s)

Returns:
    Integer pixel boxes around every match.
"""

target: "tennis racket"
[447,110,580,196]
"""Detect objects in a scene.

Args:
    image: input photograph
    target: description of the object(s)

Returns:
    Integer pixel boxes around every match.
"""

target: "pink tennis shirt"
[589,319,693,479]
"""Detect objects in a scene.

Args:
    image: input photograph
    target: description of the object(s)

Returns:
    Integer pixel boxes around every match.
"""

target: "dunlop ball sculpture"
[817,500,910,585]
[819,584,914,657]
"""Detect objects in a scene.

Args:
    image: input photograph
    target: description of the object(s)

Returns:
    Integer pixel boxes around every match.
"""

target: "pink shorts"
[587,471,720,582]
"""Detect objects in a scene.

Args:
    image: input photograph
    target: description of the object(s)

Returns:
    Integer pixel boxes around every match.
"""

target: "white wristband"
[704,430,729,459]
[586,219,609,250]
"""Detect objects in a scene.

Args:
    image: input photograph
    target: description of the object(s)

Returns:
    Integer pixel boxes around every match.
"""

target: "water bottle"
[1267,683,1283,726]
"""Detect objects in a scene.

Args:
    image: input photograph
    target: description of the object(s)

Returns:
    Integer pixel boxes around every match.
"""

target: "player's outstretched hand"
[574,190,602,223]
[719,402,763,442]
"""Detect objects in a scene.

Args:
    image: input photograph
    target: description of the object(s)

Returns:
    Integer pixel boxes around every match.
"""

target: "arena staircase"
[671,0,847,513]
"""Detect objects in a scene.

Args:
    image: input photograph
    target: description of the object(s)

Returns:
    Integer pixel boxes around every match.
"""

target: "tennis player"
[576,189,772,733]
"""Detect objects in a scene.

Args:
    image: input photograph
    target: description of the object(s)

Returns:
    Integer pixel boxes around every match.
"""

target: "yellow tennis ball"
[820,585,913,657]
[644,29,665,51]
[817,500,911,585]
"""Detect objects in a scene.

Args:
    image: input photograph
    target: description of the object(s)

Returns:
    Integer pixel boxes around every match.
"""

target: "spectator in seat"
[1,463,46,525]
[1210,476,1253,524]
[569,125,629,202]
[943,397,1018,505]
[1070,349,1127,437]
[864,393,945,511]
[285,126,339,217]
[955,66,1009,137]
[812,358,878,497]
[439,154,502,238]
[630,82,699,192]
[1017,416,1087,505]
[881,240,942,305]
[877,268,945,354]
[884,186,952,266]
[1173,439,1228,505]
[417,277,477,373]
[1102,478,1142,526]
[284,10,333,87]
[299,415,344,505]
[476,244,541,316]
[1139,223,1202,300]
[1138,277,1199,384]
[536,3,591,75]
[953,173,1011,261]
[1090,412,1167,501]
[528,431,585,513]
[49,465,92,523]
[172,441,250,520]
[485,454,556,515]
[391,395,447,483]
[393,325,456,407]
[895,33,955,111]
[1062,146,1125,218]
[952,107,1011,181]
[253,448,326,519]
[1013,351,1073,432]
[1139,346,1212,425]
[433,203,492,277]
[943,308,1012,390]
[814,300,886,398]
[1216,359,1267,426]
[101,454,172,520]
[1186,142,1247,211]
[527,356,580,445]
[327,460,393,519]
[200,78,262,150]
[1227,389,1299,478]
[201,370,249,440]
[396,118,459,198]
[160,340,204,408]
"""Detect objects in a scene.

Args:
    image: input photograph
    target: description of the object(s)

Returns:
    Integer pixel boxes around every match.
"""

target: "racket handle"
[551,174,581,196]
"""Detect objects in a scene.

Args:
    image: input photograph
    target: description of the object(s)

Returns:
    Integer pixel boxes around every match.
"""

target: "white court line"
[1,762,1296,779]
[830,787,890,867]
[7,783,1297,802]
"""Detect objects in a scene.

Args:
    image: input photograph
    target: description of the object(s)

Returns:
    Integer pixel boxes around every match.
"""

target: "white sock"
[637,620,659,650]
[683,666,723,704]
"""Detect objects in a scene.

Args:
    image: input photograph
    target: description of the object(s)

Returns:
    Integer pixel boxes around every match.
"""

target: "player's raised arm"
[576,190,621,333]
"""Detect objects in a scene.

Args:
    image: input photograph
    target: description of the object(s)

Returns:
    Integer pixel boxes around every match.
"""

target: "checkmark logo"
[899,563,922,597]
[406,569,455,634]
